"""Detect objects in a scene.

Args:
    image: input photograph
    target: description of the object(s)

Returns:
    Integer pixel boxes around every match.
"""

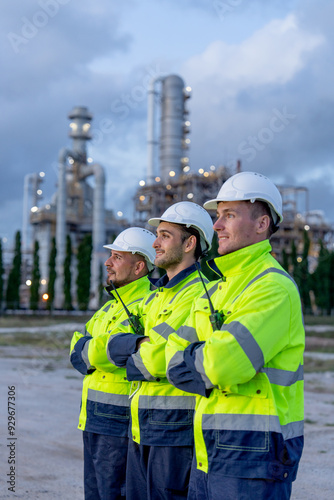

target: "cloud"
[179,10,333,222]
[183,13,324,92]
[0,1,135,242]
[0,0,333,248]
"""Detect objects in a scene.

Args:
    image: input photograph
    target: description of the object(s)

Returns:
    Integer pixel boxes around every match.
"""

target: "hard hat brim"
[203,199,219,211]
[148,217,161,227]
[103,243,128,252]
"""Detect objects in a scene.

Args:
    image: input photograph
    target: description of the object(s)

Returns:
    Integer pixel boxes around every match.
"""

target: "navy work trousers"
[126,439,193,500]
[83,431,128,500]
[188,461,293,500]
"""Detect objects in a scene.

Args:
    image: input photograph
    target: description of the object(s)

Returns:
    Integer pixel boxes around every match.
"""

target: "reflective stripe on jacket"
[107,263,209,446]
[166,240,305,481]
[69,275,152,436]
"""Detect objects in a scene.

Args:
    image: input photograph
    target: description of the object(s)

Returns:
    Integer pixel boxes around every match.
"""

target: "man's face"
[105,250,140,288]
[214,201,264,256]
[153,221,186,270]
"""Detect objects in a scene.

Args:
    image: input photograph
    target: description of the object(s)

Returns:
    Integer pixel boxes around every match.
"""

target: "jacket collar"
[105,275,149,300]
[208,240,272,277]
[150,262,198,289]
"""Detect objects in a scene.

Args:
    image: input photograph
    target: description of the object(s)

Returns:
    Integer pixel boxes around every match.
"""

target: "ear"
[256,215,270,235]
[184,234,197,254]
[134,259,146,276]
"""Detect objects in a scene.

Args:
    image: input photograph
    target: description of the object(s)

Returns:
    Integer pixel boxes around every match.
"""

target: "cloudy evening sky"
[1,0,333,249]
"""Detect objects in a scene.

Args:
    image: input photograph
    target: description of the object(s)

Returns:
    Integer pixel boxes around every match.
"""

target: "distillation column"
[54,106,106,309]
[159,75,190,184]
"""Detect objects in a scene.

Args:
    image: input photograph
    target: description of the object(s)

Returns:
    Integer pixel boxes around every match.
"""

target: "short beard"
[108,275,134,289]
[155,247,184,271]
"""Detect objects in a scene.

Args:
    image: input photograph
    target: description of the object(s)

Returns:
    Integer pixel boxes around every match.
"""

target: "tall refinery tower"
[28,106,123,310]
[54,106,105,309]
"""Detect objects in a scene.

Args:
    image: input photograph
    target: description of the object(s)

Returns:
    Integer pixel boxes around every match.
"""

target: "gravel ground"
[0,342,333,499]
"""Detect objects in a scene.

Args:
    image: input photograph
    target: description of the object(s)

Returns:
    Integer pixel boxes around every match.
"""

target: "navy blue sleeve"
[167,342,212,397]
[107,333,146,367]
[70,336,96,375]
[126,354,155,381]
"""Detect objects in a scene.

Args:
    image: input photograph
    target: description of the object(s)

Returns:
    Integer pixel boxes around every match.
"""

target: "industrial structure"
[270,187,332,266]
[18,73,333,311]
[22,75,197,310]
[147,74,191,185]
[134,74,232,223]
[134,75,333,263]
[26,106,126,309]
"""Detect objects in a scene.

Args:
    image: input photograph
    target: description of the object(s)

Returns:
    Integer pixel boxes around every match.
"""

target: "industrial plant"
[15,74,334,310]
[23,106,126,310]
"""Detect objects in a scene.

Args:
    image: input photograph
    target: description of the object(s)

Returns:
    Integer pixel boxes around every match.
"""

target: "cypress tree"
[64,234,73,311]
[76,233,92,311]
[281,248,290,273]
[98,262,106,307]
[290,239,299,287]
[299,230,311,314]
[329,251,334,314]
[0,240,4,311]
[47,237,57,311]
[312,240,331,315]
[30,240,40,310]
[6,231,22,309]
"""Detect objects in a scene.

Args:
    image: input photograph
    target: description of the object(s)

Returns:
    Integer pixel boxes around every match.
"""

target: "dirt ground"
[0,326,333,499]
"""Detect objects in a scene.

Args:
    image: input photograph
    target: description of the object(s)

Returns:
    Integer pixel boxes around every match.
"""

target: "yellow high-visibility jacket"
[166,240,305,482]
[107,264,209,446]
[69,275,151,436]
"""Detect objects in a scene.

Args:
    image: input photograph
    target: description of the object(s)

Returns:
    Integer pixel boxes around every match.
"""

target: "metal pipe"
[160,75,186,183]
[54,147,71,309]
[80,163,106,310]
[147,78,160,185]
[22,174,34,253]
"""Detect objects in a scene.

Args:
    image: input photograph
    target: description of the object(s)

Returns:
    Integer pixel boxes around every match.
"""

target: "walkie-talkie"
[108,281,144,336]
[195,262,224,332]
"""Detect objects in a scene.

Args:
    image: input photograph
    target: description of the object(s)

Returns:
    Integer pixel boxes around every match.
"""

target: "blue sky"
[1,0,333,249]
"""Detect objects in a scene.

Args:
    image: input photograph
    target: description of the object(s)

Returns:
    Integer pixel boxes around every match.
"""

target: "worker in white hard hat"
[107,201,214,500]
[166,172,305,500]
[70,227,156,500]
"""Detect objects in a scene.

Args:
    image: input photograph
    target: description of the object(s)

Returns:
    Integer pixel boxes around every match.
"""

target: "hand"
[137,336,150,349]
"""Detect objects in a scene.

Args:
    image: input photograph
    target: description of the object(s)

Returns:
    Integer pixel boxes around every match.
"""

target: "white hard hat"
[104,227,156,271]
[148,201,214,252]
[204,171,283,224]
